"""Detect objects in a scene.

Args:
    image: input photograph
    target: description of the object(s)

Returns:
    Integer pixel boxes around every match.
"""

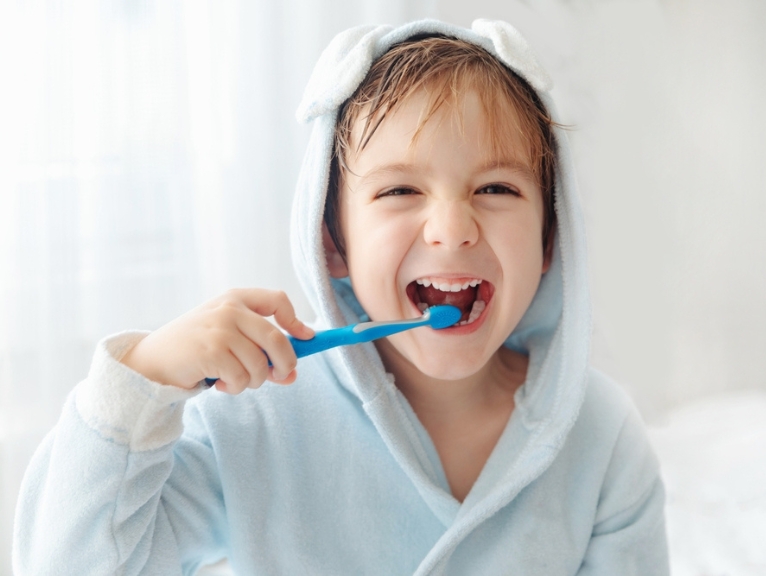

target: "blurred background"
[1,0,764,574]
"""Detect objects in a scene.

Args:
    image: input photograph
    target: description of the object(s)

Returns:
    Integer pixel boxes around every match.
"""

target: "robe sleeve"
[13,332,228,576]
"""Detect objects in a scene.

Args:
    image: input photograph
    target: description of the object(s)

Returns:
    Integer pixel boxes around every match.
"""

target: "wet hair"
[325,34,559,259]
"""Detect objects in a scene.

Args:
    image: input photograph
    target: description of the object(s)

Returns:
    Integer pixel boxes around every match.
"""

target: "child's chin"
[410,354,486,381]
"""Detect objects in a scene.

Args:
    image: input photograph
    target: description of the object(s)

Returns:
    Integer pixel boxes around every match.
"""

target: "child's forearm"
[13,332,224,574]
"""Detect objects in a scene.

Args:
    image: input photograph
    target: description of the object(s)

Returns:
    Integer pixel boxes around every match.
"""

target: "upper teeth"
[415,278,482,292]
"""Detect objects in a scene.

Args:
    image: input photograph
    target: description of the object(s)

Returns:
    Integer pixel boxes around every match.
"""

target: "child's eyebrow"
[357,159,536,182]
[359,162,420,181]
[479,159,536,180]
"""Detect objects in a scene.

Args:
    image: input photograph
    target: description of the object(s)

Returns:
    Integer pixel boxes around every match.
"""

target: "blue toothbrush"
[203,304,461,386]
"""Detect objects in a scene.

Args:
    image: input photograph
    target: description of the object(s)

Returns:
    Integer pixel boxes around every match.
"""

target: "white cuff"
[75,331,203,452]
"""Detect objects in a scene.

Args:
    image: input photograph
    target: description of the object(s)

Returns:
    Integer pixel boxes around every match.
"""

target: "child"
[13,19,669,575]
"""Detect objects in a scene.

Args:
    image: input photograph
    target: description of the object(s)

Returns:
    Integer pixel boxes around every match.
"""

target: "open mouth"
[406,277,494,327]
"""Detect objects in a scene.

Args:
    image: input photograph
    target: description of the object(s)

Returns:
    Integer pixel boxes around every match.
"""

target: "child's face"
[330,89,550,380]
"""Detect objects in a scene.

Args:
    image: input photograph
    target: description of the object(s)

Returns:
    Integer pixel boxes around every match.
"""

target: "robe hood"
[289,18,592,568]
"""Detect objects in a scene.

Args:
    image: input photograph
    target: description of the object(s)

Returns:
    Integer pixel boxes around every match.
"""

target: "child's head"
[325,35,558,262]
[321,34,561,379]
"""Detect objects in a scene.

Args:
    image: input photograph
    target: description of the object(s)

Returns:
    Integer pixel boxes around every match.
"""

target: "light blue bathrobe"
[13,19,669,576]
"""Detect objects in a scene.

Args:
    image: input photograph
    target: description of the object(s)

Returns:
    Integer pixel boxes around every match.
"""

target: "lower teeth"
[457,299,485,325]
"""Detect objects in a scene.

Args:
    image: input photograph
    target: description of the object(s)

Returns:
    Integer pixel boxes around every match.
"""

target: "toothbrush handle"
[290,317,430,355]
[202,321,418,387]
[287,325,359,358]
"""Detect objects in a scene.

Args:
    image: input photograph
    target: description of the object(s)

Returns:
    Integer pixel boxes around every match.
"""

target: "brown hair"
[325,34,559,259]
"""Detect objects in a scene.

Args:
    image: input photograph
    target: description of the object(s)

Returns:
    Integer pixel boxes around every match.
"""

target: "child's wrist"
[75,331,202,450]
[120,338,181,389]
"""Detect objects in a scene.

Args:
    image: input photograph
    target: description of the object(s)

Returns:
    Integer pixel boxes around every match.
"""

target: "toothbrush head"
[425,305,462,329]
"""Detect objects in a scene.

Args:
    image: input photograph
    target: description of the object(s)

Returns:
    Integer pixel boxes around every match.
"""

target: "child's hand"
[120,289,315,393]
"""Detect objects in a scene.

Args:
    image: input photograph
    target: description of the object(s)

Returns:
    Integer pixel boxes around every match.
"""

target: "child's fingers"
[268,368,297,385]
[209,350,251,395]
[227,335,270,390]
[228,288,314,340]
[273,306,315,341]
[235,312,298,381]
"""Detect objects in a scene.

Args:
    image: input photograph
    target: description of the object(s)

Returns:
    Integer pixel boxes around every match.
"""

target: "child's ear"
[322,222,349,278]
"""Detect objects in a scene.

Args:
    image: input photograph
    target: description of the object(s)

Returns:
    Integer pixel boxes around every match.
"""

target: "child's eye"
[476,184,520,196]
[377,187,418,198]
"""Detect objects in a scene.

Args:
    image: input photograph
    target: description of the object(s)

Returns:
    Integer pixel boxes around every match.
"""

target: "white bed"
[648,391,766,576]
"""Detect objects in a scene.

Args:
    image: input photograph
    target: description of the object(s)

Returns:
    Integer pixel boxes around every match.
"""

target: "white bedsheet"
[648,391,766,576]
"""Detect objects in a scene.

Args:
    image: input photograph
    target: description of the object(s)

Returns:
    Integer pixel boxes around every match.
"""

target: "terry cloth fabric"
[13,19,669,575]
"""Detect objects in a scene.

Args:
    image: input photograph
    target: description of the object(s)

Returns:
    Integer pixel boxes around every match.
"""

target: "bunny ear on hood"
[296,19,552,125]
[470,19,553,92]
[295,24,393,124]
[289,17,591,544]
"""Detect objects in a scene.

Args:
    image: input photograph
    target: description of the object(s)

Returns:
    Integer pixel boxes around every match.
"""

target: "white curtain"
[0,1,436,573]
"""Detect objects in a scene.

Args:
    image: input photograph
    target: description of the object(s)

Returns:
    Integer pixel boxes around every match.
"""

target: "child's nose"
[422,201,479,249]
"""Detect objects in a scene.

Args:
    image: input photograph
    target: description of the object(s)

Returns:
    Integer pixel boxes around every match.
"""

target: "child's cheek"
[346,211,416,319]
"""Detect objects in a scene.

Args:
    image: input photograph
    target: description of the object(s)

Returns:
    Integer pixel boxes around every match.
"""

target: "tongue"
[416,284,477,315]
